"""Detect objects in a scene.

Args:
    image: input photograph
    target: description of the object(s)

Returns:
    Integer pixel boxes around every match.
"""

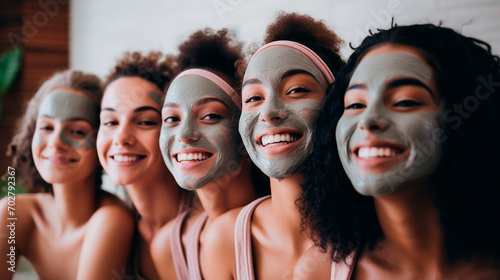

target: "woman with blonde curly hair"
[97,51,192,279]
[0,70,134,280]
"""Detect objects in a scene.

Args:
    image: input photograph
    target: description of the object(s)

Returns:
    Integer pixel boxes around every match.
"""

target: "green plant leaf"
[0,48,23,94]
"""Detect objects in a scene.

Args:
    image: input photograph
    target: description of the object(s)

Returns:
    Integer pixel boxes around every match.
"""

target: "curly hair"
[299,23,500,263]
[175,28,244,90]
[237,12,345,80]
[6,70,103,193]
[106,51,175,93]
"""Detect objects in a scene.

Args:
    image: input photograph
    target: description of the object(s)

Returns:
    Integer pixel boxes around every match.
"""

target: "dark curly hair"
[175,28,244,90]
[238,12,345,82]
[106,51,175,93]
[299,23,500,263]
[6,70,103,193]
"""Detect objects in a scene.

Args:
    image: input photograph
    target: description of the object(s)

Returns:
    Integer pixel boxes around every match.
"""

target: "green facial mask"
[239,47,327,180]
[336,52,442,196]
[160,75,243,190]
[38,91,98,150]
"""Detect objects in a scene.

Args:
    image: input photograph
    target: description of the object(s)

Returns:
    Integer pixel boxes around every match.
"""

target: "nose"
[260,96,287,124]
[47,129,69,150]
[175,119,201,143]
[113,124,136,146]
[358,106,389,133]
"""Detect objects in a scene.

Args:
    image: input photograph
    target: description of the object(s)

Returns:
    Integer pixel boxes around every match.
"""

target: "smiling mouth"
[260,133,302,147]
[174,152,213,163]
[112,155,146,163]
[355,147,405,158]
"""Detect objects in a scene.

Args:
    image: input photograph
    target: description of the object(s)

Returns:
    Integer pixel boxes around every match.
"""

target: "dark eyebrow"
[386,78,434,98]
[134,106,161,115]
[281,69,318,82]
[195,97,228,108]
[242,78,261,88]
[346,83,367,91]
[101,107,115,112]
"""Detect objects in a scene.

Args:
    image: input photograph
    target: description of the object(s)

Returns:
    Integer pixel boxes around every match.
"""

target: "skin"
[152,72,258,280]
[336,52,443,196]
[96,76,184,279]
[160,75,243,190]
[0,88,134,280]
[203,46,329,280]
[303,44,500,280]
[239,46,327,180]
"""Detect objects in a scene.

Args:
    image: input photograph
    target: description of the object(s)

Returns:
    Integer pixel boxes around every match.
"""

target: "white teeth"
[261,133,299,146]
[176,152,211,162]
[358,147,398,159]
[114,155,140,162]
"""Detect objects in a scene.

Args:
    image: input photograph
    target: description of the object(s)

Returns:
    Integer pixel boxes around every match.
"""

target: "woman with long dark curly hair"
[300,23,500,279]
[203,12,344,280]
[0,70,134,279]
[96,52,191,279]
[150,28,267,280]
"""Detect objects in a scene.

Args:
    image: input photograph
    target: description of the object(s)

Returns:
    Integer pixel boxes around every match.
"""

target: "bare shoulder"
[202,207,243,280]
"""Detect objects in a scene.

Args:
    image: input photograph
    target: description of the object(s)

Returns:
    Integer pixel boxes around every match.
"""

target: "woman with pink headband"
[151,28,268,280]
[204,12,344,280]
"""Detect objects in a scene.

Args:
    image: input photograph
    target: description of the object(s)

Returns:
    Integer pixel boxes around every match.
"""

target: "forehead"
[350,52,432,85]
[244,46,324,82]
[39,90,97,119]
[165,75,234,107]
[103,76,162,108]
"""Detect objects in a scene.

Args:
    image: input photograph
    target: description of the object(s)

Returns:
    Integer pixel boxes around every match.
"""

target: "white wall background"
[71,0,500,78]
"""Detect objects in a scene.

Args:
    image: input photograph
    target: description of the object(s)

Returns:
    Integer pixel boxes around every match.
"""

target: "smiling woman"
[97,51,192,280]
[300,23,500,279]
[0,70,134,280]
[202,12,344,280]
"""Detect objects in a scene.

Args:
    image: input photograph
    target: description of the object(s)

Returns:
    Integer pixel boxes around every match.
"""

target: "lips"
[42,155,79,164]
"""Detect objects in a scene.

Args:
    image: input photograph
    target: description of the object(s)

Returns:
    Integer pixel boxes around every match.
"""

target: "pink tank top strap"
[235,195,271,280]
[170,209,191,280]
[186,211,209,280]
[330,250,358,280]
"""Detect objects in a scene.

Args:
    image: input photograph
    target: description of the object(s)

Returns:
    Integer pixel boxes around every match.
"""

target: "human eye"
[138,120,158,126]
[393,100,422,107]
[345,103,366,110]
[164,116,180,124]
[287,86,311,95]
[201,113,222,124]
[244,95,263,103]
[40,125,53,131]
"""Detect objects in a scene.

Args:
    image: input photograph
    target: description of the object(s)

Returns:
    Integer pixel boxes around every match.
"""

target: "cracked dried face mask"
[37,91,98,150]
[239,46,329,180]
[160,74,243,190]
[336,51,443,196]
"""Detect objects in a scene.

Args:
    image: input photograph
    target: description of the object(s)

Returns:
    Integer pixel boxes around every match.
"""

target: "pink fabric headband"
[172,68,241,110]
[250,40,335,84]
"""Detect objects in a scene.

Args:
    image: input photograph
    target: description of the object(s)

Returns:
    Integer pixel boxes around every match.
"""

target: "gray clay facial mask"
[160,75,243,190]
[336,52,443,196]
[239,47,327,180]
[38,91,98,150]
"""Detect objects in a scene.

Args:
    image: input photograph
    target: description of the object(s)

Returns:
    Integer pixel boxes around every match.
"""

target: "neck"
[269,172,310,248]
[374,176,446,272]
[51,174,98,229]
[196,159,258,223]
[126,171,181,233]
